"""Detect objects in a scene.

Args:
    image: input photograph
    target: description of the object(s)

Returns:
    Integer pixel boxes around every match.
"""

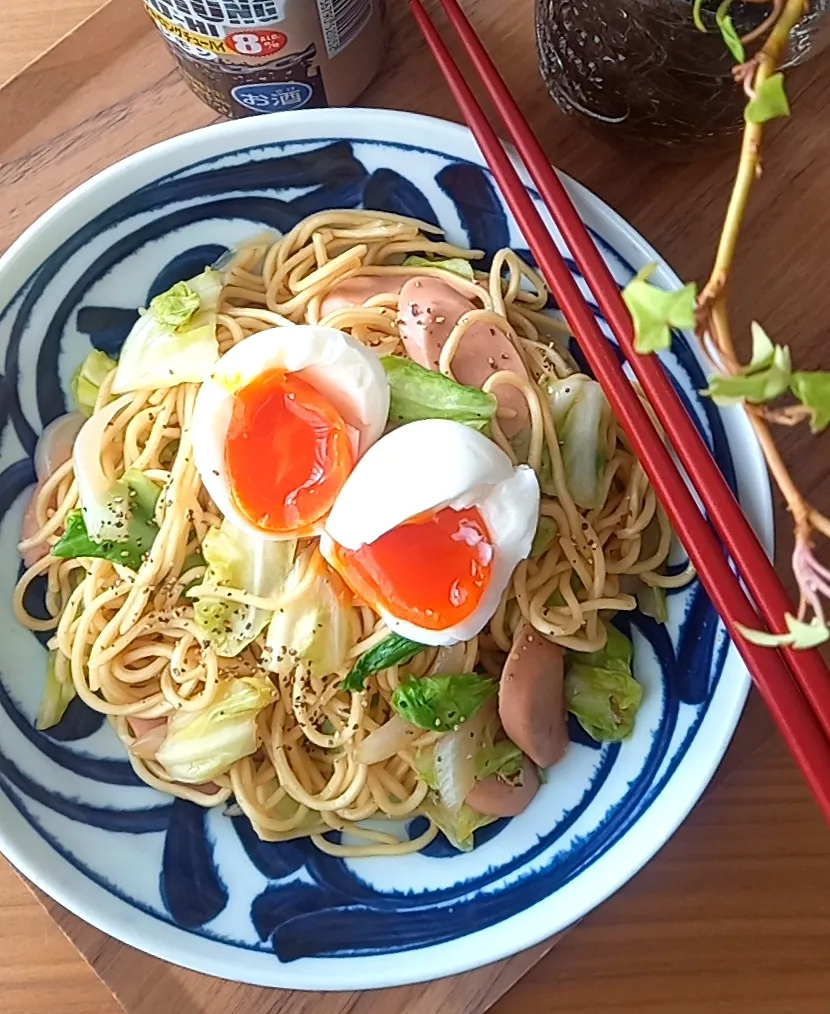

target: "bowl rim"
[0,106,772,990]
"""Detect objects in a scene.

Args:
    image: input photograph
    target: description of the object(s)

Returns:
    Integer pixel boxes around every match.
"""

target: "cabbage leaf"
[112,269,223,394]
[565,626,642,741]
[155,676,277,784]
[264,558,355,679]
[70,350,117,417]
[192,521,296,657]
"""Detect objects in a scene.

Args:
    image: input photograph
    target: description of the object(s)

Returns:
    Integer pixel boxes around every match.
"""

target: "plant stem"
[701,0,809,321]
[700,0,824,551]
[746,406,811,534]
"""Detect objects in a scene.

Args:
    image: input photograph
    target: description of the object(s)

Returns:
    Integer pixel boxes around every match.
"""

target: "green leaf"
[748,321,775,372]
[622,266,697,354]
[716,0,745,61]
[790,371,830,433]
[52,472,160,571]
[402,255,476,280]
[476,739,524,784]
[745,73,791,124]
[737,614,830,650]
[70,350,117,417]
[565,627,641,742]
[703,344,791,405]
[343,632,424,692]
[391,673,497,731]
[381,356,498,430]
[531,515,558,558]
[150,281,201,327]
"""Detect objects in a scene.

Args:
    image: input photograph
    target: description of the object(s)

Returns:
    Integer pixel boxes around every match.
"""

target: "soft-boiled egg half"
[192,326,389,540]
[320,418,540,646]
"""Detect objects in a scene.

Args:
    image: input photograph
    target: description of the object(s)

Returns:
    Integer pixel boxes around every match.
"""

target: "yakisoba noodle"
[14,209,690,857]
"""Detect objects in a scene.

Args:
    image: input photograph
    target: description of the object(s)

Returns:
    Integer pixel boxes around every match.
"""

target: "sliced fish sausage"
[319,275,405,318]
[465,757,539,817]
[498,622,568,768]
[19,484,49,569]
[397,277,530,436]
[19,413,83,569]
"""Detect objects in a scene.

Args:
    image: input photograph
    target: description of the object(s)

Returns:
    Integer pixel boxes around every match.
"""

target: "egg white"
[320,419,540,646]
[192,326,390,540]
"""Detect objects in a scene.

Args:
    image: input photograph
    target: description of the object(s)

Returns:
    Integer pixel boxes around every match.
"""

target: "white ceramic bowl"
[0,108,771,989]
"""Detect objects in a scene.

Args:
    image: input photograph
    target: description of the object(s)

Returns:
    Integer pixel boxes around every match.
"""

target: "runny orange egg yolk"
[225,368,354,535]
[333,506,493,631]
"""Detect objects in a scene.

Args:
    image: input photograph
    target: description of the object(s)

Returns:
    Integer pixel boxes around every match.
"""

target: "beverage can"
[142,0,384,118]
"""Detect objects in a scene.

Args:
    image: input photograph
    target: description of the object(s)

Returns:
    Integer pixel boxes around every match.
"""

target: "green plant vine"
[624,0,830,649]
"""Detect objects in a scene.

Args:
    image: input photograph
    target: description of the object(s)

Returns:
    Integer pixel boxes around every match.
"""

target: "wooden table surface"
[3,3,830,1014]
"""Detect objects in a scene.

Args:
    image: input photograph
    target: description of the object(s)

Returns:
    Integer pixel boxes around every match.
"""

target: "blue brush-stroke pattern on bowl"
[0,131,743,975]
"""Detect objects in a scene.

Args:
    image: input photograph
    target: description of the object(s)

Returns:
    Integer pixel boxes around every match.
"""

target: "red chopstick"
[410,0,830,822]
[430,0,830,742]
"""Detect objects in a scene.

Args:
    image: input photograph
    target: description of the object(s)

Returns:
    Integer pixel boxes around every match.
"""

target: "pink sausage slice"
[499,623,568,768]
[319,275,405,318]
[127,716,167,738]
[465,757,539,817]
[19,484,49,569]
[19,413,82,569]
[397,276,530,436]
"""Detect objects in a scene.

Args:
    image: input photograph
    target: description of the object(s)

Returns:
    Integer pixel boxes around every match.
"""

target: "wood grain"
[0,0,106,85]
[1,0,830,1011]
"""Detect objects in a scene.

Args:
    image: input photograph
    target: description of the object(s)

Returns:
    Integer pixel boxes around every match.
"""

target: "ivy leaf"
[748,321,775,372]
[702,345,791,405]
[737,615,830,650]
[622,265,698,354]
[745,73,791,124]
[790,371,830,433]
[716,1,745,62]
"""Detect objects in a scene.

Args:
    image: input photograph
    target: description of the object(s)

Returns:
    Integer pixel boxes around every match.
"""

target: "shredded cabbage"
[420,794,495,851]
[57,466,161,568]
[192,521,296,658]
[565,626,642,741]
[382,356,498,430]
[391,673,497,731]
[155,676,277,783]
[112,269,222,394]
[637,584,668,623]
[70,350,117,417]
[35,652,76,731]
[73,394,135,542]
[402,255,476,280]
[415,706,523,795]
[264,557,355,680]
[530,515,558,558]
[476,739,524,783]
[542,375,611,509]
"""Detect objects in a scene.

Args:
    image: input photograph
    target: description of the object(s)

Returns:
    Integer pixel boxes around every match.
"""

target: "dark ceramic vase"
[536,0,830,159]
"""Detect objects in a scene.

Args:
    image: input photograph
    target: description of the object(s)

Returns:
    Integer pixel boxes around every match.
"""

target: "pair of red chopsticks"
[410,0,830,821]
